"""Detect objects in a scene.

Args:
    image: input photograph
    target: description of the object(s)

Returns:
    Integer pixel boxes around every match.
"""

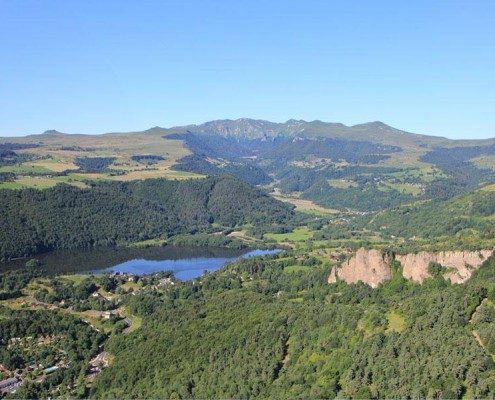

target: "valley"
[0,119,494,398]
[2,119,495,211]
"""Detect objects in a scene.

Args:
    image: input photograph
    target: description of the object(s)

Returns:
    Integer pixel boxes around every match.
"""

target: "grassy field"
[227,230,259,243]
[120,306,143,333]
[273,195,339,215]
[59,274,89,284]
[379,182,423,196]
[472,154,495,171]
[10,129,190,161]
[30,158,79,172]
[481,183,495,192]
[384,165,445,182]
[0,163,203,189]
[283,265,313,273]
[328,179,358,189]
[0,174,93,189]
[0,164,52,174]
[264,227,314,243]
[386,310,406,333]
[126,238,168,248]
[0,129,204,189]
[110,166,203,181]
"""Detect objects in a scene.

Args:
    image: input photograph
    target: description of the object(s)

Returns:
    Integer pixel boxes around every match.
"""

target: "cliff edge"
[329,248,493,287]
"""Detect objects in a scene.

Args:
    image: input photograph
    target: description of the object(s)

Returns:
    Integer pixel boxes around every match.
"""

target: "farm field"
[0,129,201,188]
[264,227,314,243]
[272,195,339,215]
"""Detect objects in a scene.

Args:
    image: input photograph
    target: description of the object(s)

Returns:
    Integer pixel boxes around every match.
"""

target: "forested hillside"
[163,121,495,211]
[1,120,494,398]
[0,176,293,260]
[364,187,495,241]
[90,252,495,399]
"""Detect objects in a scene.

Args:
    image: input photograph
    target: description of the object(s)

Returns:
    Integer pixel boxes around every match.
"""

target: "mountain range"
[1,118,494,212]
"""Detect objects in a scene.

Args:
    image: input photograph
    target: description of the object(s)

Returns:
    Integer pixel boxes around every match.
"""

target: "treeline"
[0,176,294,260]
[130,154,165,164]
[0,143,39,166]
[0,172,15,182]
[0,268,41,300]
[172,154,271,185]
[74,157,116,172]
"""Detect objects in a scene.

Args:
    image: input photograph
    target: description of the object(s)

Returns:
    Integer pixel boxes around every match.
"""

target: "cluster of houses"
[0,272,179,395]
[0,363,62,395]
[0,376,21,395]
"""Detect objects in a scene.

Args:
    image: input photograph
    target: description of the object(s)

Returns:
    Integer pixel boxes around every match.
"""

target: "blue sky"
[1,0,494,139]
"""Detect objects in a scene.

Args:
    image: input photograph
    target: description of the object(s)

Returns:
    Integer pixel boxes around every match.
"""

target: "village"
[0,271,176,396]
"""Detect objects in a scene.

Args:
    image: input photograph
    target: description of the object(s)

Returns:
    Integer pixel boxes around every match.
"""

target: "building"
[44,366,59,374]
[103,311,116,320]
[0,377,21,394]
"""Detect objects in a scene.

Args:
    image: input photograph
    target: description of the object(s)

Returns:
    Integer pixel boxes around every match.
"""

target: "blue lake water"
[2,246,281,280]
[97,248,281,280]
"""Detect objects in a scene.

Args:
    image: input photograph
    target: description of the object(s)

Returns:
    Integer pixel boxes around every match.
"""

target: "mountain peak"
[41,129,64,135]
[352,121,393,129]
[144,126,167,134]
[193,118,280,139]
[286,119,306,125]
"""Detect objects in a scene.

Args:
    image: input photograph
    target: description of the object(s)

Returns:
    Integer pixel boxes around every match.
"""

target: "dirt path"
[472,330,485,349]
[469,298,494,359]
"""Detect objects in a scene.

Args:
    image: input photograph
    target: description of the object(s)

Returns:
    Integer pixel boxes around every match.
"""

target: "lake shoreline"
[0,244,282,280]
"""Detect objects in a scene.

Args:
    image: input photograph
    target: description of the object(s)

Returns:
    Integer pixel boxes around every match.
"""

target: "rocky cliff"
[327,248,392,288]
[396,250,493,283]
[328,248,493,287]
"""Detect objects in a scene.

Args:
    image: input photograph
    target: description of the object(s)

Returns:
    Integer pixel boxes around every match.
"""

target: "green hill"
[0,176,293,260]
[362,185,495,249]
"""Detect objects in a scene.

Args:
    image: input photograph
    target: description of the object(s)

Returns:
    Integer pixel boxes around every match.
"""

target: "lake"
[1,245,281,280]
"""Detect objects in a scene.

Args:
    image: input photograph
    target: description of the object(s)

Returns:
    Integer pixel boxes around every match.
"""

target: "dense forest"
[302,179,415,211]
[1,123,494,398]
[173,154,271,185]
[0,176,294,260]
[364,188,495,240]
[130,154,165,164]
[90,253,495,398]
[0,143,39,166]
[74,157,116,173]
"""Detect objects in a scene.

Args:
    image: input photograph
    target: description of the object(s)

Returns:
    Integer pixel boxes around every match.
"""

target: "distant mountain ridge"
[3,118,494,148]
[1,117,494,213]
[169,118,495,148]
[171,118,447,148]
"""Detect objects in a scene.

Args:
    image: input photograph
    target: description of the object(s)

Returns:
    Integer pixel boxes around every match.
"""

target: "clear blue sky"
[1,0,494,139]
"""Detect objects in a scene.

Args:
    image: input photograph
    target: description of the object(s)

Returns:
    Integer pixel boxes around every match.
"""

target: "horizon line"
[1,117,494,142]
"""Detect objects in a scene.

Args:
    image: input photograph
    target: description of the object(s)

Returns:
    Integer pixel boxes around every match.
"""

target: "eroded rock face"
[328,248,493,287]
[327,248,392,288]
[397,250,493,284]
